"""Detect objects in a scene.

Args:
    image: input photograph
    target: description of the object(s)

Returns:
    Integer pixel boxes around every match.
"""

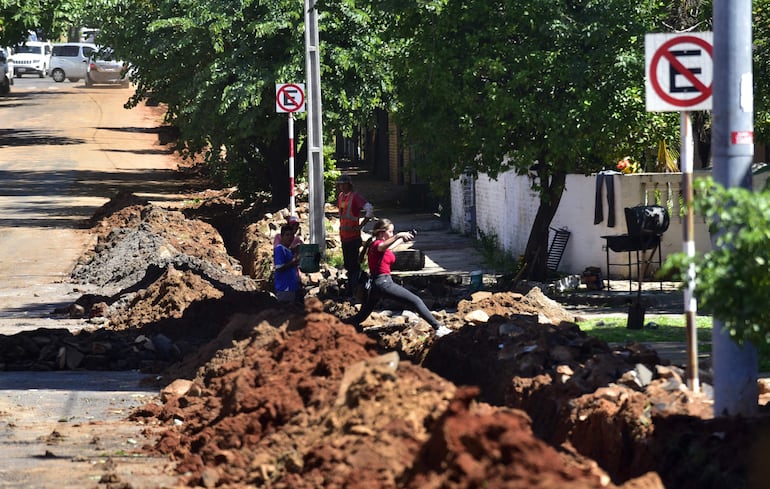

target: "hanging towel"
[594,171,620,227]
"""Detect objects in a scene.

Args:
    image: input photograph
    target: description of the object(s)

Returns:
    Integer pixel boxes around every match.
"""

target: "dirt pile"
[131,298,662,489]
[0,191,272,371]
[3,187,770,488]
[72,190,253,297]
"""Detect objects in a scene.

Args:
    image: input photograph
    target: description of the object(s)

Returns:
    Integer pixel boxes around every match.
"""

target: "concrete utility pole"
[305,0,326,249]
[711,0,758,416]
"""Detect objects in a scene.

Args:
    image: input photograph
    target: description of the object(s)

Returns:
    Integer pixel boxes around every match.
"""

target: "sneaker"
[434,325,453,338]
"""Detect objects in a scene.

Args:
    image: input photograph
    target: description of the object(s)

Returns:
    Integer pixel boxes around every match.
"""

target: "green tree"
[84,0,395,208]
[0,0,83,45]
[753,0,770,150]
[389,0,676,280]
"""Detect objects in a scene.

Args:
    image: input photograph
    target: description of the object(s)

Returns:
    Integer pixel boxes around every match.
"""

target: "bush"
[662,178,770,346]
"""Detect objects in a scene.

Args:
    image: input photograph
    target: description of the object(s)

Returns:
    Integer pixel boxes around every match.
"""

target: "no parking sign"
[275,83,306,113]
[276,83,306,215]
[645,32,713,112]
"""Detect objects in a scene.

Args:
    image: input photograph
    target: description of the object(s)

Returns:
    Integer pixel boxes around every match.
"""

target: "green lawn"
[577,314,712,346]
[577,314,770,371]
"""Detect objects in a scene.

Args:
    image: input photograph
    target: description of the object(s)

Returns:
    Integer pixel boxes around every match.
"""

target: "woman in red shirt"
[345,218,451,337]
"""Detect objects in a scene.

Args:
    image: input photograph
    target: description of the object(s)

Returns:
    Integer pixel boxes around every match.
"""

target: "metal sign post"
[646,32,714,393]
[288,112,296,215]
[275,83,306,216]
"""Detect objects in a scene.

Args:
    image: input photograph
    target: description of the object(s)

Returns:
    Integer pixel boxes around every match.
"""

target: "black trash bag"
[624,205,670,235]
[627,298,646,329]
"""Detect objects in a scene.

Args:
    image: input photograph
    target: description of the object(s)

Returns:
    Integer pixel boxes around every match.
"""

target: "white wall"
[451,170,768,280]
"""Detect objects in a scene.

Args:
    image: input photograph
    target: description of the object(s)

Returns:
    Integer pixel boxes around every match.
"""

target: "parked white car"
[50,42,96,83]
[13,41,52,78]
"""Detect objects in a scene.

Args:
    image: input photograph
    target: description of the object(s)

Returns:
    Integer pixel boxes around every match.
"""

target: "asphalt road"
[0,76,179,487]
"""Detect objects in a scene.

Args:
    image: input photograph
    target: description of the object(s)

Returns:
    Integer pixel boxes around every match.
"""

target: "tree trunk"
[693,111,711,169]
[521,168,567,282]
[263,121,308,210]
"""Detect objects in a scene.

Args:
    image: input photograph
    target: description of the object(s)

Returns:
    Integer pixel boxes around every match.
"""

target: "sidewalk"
[347,170,487,279]
[557,280,712,368]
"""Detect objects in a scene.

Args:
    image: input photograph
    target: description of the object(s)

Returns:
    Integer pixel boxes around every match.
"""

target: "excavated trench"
[1,189,768,488]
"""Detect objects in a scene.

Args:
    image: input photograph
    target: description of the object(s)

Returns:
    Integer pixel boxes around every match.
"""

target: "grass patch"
[578,314,770,371]
[324,248,344,269]
[577,315,712,346]
[476,230,521,274]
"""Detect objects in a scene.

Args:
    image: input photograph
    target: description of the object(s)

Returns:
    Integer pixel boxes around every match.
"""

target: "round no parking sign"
[275,83,306,113]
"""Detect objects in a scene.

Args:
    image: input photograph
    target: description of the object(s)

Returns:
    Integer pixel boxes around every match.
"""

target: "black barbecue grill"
[601,205,670,290]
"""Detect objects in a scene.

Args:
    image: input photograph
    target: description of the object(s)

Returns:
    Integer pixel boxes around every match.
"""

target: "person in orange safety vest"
[336,174,373,297]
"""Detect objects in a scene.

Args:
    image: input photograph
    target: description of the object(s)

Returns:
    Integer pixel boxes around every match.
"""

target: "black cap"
[336,174,352,185]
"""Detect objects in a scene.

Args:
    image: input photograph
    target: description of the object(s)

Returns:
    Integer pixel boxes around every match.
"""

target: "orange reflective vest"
[338,191,363,242]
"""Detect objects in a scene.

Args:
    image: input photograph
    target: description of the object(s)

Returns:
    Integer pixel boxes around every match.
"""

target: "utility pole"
[711,0,758,416]
[305,0,326,249]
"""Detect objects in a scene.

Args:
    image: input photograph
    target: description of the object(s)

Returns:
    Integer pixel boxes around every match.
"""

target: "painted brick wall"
[451,170,768,279]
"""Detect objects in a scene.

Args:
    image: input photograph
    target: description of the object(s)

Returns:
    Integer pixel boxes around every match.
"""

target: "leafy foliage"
[76,0,396,208]
[662,178,770,346]
[476,229,522,274]
[0,0,82,45]
[386,0,678,279]
[390,0,677,182]
[9,0,770,286]
[753,0,770,145]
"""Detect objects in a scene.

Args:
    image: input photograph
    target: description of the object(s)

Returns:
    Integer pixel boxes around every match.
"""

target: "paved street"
[0,77,182,332]
[0,76,179,488]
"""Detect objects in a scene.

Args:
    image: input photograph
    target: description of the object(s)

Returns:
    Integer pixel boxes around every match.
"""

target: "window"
[53,45,80,57]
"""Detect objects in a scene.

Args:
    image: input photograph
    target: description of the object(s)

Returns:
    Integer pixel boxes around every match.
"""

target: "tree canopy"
[0,0,81,44]
[388,0,677,278]
[753,1,770,146]
[394,0,663,178]
[74,0,395,205]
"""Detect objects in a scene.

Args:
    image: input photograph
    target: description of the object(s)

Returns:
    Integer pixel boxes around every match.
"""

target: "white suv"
[50,42,96,83]
[13,41,52,78]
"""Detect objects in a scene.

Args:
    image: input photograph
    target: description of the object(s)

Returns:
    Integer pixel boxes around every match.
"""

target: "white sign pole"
[275,83,305,217]
[681,111,699,393]
[289,112,296,216]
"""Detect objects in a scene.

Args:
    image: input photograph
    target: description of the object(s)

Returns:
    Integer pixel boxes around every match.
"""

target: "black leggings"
[346,274,441,329]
